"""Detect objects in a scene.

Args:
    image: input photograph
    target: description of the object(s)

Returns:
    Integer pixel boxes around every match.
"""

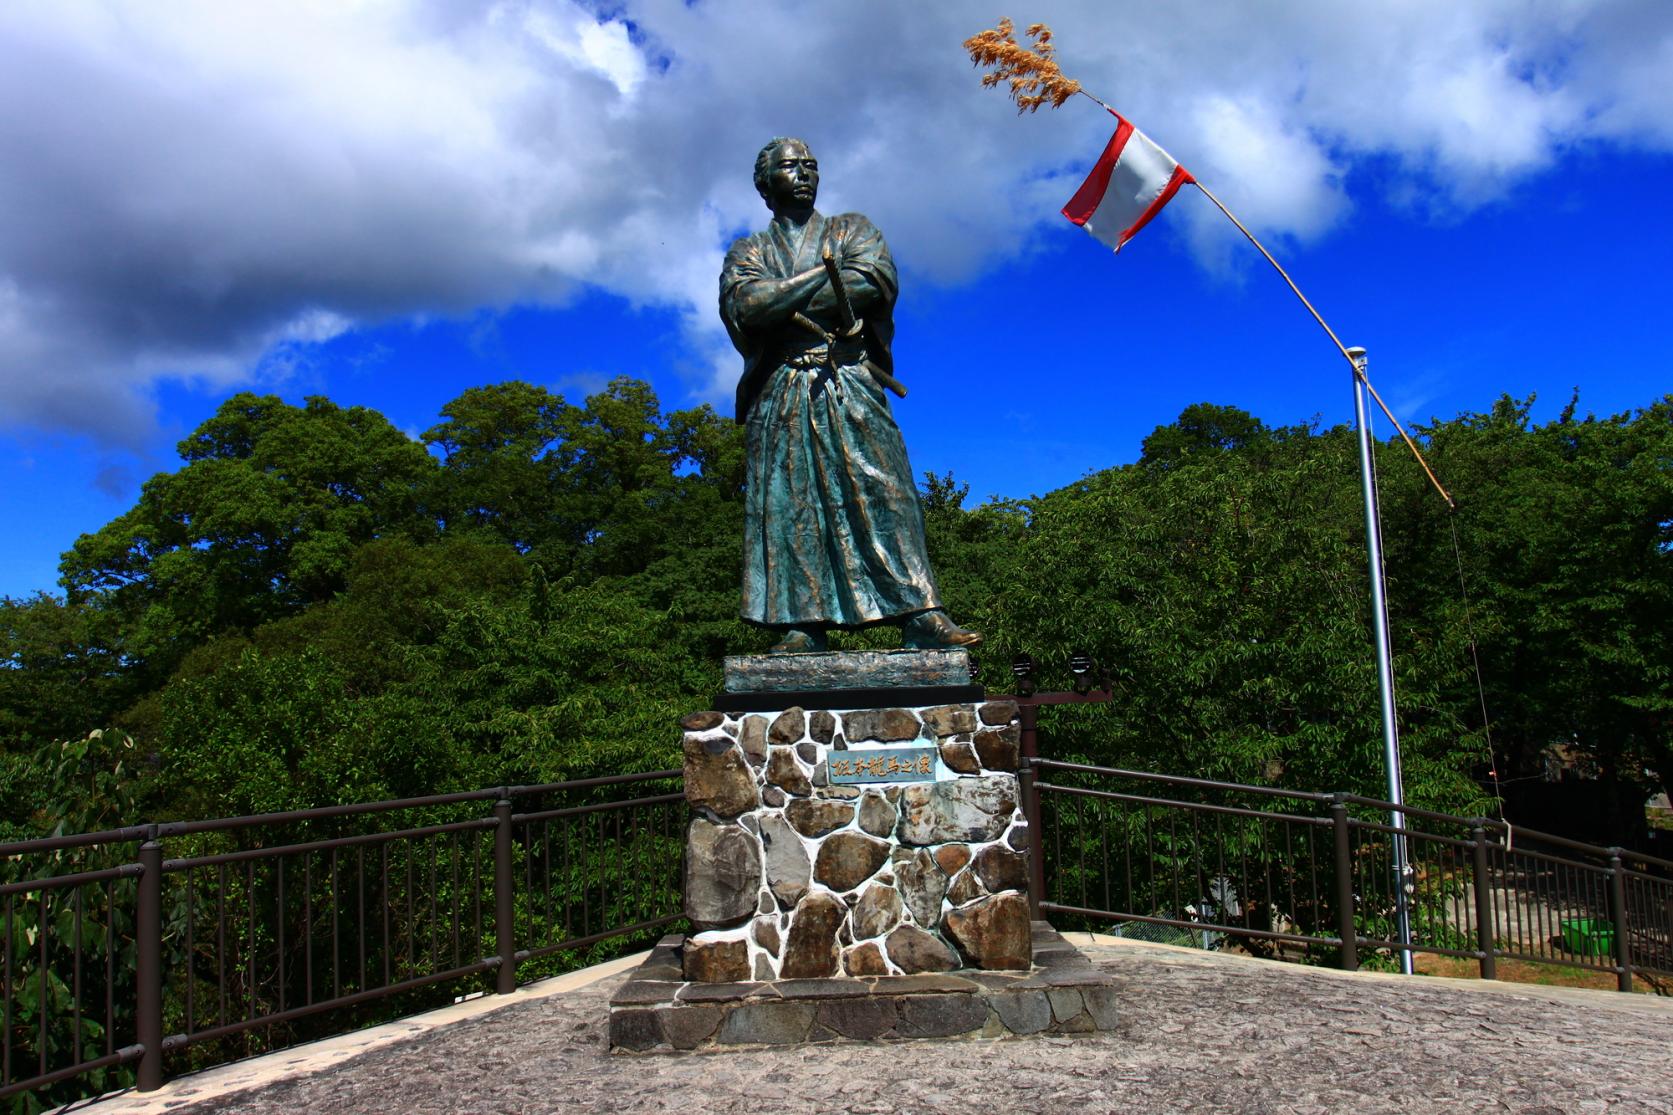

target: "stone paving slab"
[77,935,1673,1115]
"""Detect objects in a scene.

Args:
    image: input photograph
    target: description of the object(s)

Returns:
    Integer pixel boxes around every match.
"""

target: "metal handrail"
[1,768,686,1106]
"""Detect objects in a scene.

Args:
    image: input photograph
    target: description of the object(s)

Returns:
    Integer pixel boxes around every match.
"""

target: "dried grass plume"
[963,18,1083,113]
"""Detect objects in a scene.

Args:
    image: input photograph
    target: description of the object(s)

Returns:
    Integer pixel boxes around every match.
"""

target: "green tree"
[60,393,439,682]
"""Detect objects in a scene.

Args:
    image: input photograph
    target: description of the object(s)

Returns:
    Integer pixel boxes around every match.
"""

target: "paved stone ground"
[111,939,1673,1115]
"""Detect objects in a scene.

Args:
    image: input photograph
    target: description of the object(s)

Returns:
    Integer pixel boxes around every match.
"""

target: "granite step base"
[608,922,1118,1052]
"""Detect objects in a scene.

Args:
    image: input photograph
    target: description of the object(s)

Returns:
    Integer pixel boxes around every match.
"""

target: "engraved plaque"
[828,746,937,784]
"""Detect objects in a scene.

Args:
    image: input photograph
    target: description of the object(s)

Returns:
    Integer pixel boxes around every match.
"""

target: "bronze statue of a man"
[720,137,981,654]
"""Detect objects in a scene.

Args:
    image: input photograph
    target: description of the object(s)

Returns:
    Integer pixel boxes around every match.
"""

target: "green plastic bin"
[1560,917,1616,957]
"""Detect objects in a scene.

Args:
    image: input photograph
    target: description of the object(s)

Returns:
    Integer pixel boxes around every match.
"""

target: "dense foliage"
[3,382,1669,847]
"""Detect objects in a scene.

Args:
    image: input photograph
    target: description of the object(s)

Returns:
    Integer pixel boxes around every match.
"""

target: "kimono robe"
[719,210,943,628]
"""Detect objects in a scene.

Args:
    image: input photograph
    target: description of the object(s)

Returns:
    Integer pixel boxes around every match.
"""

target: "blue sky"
[3,1,1672,600]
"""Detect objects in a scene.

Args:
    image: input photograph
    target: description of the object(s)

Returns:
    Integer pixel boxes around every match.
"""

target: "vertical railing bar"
[137,830,164,1091]
[494,794,516,995]
[1076,793,1087,912]
[1100,796,1111,914]
[1471,824,1495,979]
[475,823,488,964]
[331,847,340,1003]
[1608,851,1632,992]
[4,893,13,1085]
[404,838,414,981]
[452,832,462,972]
[276,857,286,1016]
[246,860,256,1047]
[1121,797,1133,919]
[73,885,84,1070]
[542,821,554,948]
[381,843,391,989]
[357,846,367,994]
[106,877,115,1060]
[428,836,439,975]
[613,805,624,942]
[1168,808,1181,919]
[1331,797,1357,971]
[184,868,195,1035]
[38,887,48,1079]
[304,853,313,1006]
[561,811,572,941]
[216,864,226,1029]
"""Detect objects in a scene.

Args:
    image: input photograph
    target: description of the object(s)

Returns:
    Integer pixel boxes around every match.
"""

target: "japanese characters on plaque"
[828,746,938,784]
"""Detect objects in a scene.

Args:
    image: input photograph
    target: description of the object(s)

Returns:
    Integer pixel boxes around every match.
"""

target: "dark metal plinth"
[711,684,984,712]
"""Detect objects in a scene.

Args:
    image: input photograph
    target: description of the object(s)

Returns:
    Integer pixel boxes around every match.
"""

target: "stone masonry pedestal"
[608,649,1120,1050]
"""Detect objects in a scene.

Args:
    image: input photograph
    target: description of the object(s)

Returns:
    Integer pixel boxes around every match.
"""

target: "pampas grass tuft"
[963,18,1082,113]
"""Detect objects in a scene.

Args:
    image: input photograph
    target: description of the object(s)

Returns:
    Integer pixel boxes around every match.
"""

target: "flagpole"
[1187,176,1419,972]
[1348,345,1417,976]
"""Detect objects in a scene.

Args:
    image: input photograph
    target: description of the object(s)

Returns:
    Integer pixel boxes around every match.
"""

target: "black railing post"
[135,827,164,1091]
[1607,850,1632,993]
[1470,823,1496,981]
[1017,702,1043,920]
[493,794,517,994]
[1330,796,1358,972]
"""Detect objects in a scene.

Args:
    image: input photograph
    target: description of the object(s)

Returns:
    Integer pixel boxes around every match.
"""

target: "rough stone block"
[817,996,898,1040]
[766,748,812,796]
[885,924,958,974]
[937,739,980,774]
[890,847,947,927]
[990,989,1052,1035]
[920,704,977,737]
[897,775,1017,845]
[944,893,1032,970]
[785,798,853,837]
[840,707,921,743]
[843,941,888,976]
[949,868,986,905]
[609,1009,664,1052]
[659,1005,723,1050]
[682,937,751,983]
[759,812,809,909]
[716,1001,817,1045]
[808,710,836,743]
[782,892,844,978]
[856,792,896,837]
[978,700,1018,726]
[1083,984,1121,1030]
[684,819,762,929]
[852,883,903,939]
[896,993,989,1038]
[739,716,767,766]
[1047,987,1085,1023]
[973,844,1028,893]
[682,736,759,819]
[973,724,1021,771]
[814,831,890,892]
[933,843,972,876]
[768,707,806,743]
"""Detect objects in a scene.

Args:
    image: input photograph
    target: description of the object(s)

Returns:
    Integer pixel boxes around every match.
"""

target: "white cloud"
[1,0,1669,444]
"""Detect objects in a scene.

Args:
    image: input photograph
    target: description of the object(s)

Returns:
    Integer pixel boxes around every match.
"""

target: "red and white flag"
[1062,109,1194,252]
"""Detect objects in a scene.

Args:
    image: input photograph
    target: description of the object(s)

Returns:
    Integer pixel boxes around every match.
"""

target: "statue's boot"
[901,609,983,649]
[768,626,828,654]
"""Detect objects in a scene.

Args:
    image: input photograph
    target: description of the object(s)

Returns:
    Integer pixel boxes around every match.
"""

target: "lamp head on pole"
[1346,345,1368,372]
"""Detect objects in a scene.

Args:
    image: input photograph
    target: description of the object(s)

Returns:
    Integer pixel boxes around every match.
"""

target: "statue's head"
[753,137,818,214]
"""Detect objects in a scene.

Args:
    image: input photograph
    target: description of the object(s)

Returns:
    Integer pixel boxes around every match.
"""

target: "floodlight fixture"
[1070,651,1096,694]
[1010,653,1036,696]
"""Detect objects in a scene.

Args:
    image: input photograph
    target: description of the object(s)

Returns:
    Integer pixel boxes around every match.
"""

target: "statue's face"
[764,140,818,212]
